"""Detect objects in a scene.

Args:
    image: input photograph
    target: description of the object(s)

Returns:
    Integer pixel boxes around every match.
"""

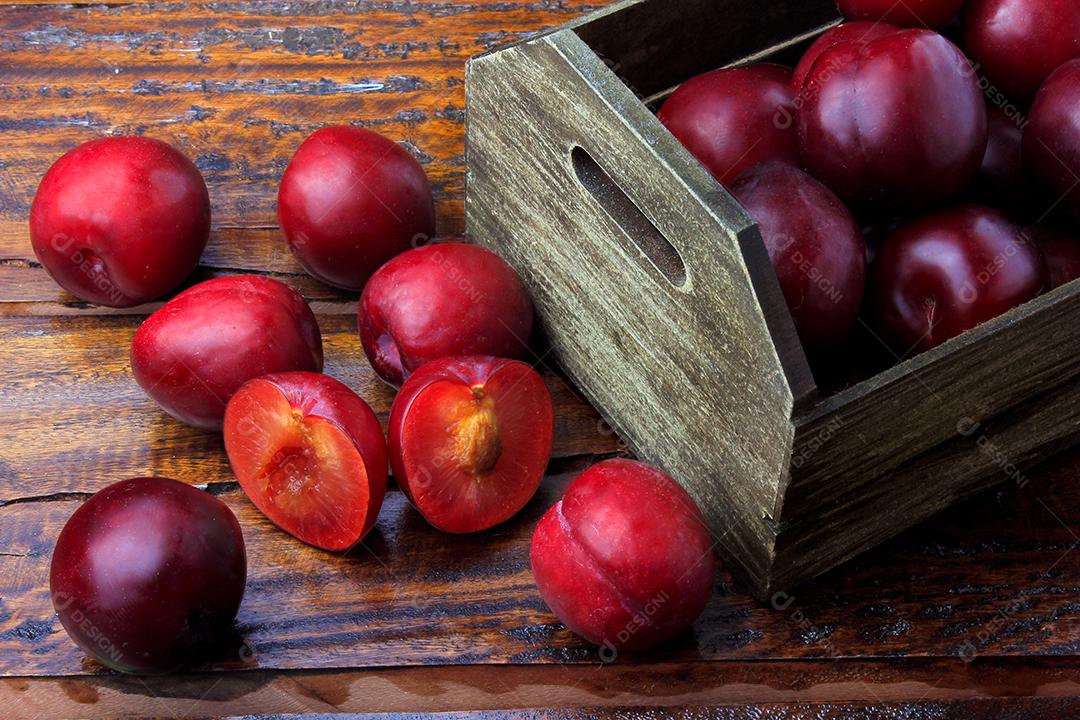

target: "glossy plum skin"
[1024,224,1080,289]
[359,242,533,386]
[962,0,1080,103]
[792,22,900,91]
[868,205,1047,354]
[50,478,246,674]
[224,372,387,551]
[389,356,554,534]
[30,136,210,307]
[732,162,866,354]
[838,0,967,28]
[530,459,715,652]
[798,29,987,210]
[132,276,324,431]
[1024,60,1080,218]
[658,64,800,187]
[971,104,1028,210]
[278,126,437,291]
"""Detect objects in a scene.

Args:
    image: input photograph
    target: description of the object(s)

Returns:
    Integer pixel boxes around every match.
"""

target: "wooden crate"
[463,0,1080,599]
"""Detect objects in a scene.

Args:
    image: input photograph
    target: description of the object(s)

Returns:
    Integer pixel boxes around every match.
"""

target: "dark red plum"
[278,126,436,291]
[359,242,533,386]
[970,104,1029,211]
[30,136,210,307]
[1024,59,1080,218]
[132,276,324,431]
[658,64,800,187]
[530,459,715,653]
[798,29,987,210]
[50,477,246,674]
[1024,224,1080,289]
[962,0,1080,103]
[732,162,866,354]
[792,21,900,92]
[868,205,1047,354]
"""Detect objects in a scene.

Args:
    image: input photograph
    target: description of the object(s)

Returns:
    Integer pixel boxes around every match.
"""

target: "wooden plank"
[216,699,1080,720]
[6,437,1080,676]
[0,89,467,233]
[0,470,585,678]
[785,282,1080,527]
[774,367,1080,590]
[0,313,618,499]
[1,225,304,276]
[4,658,1080,718]
[0,262,356,311]
[0,0,600,311]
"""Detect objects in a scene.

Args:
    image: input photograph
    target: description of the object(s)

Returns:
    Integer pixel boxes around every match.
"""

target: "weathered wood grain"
[6,442,1080,677]
[5,656,1080,718]
[0,313,617,499]
[0,226,302,277]
[0,0,601,310]
[0,262,358,312]
[770,283,1080,591]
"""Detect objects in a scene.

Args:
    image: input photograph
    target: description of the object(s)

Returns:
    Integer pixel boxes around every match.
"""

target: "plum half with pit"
[658,64,800,187]
[50,477,246,674]
[731,162,866,354]
[30,136,210,307]
[359,242,533,387]
[868,205,1047,355]
[132,275,324,431]
[278,126,437,291]
[798,29,987,210]
[224,372,387,551]
[388,355,553,534]
[530,459,715,653]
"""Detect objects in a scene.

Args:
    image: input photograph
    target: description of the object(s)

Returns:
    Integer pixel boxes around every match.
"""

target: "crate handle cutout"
[571,145,687,288]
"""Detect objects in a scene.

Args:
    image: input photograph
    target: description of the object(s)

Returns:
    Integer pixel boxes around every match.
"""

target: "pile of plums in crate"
[660,0,1080,381]
[33,139,714,669]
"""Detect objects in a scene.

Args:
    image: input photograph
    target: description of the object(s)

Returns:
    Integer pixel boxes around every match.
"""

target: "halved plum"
[388,356,554,534]
[223,372,387,551]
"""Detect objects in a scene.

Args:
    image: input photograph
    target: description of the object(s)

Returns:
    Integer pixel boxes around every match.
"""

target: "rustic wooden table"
[3,1,1080,717]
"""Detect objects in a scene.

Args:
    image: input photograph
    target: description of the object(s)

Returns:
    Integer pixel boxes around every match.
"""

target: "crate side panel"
[785,284,1080,527]
[572,0,840,98]
[465,33,797,589]
[770,366,1080,592]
